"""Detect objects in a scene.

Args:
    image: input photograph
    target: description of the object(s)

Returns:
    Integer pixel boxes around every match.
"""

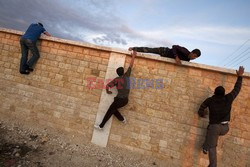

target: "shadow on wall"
[171,67,214,166]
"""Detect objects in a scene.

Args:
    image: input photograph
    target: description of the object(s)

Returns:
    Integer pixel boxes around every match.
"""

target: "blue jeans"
[20,38,40,72]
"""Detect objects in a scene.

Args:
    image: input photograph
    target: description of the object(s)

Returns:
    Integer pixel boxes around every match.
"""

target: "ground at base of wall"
[0,120,169,167]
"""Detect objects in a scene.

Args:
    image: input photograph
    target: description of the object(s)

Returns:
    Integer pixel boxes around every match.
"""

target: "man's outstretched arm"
[172,45,190,65]
[228,66,244,102]
[123,50,137,78]
[129,50,136,68]
[44,31,52,36]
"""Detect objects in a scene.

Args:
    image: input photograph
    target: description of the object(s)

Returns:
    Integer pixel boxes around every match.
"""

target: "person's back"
[207,95,232,124]
[167,46,191,61]
[22,23,46,41]
[199,73,242,124]
[198,66,244,167]
[19,23,51,74]
[111,67,132,98]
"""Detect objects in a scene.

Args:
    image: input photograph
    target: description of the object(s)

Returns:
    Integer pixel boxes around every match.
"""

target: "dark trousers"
[99,97,128,128]
[20,38,40,72]
[203,124,229,167]
[133,47,170,57]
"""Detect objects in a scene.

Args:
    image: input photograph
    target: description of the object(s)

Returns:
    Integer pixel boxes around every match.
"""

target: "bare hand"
[131,50,137,57]
[175,56,182,65]
[236,66,244,76]
[199,114,206,118]
[44,31,52,37]
[199,109,208,118]
[128,47,133,51]
[106,90,112,94]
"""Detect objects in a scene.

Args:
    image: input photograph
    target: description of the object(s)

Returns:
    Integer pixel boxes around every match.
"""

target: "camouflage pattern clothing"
[132,45,191,61]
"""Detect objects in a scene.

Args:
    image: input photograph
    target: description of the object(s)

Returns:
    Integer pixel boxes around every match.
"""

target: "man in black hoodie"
[198,66,244,167]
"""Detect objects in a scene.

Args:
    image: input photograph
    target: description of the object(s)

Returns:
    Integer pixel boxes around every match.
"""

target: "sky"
[0,0,250,72]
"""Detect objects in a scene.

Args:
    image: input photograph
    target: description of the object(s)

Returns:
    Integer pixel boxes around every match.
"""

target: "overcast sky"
[0,0,250,71]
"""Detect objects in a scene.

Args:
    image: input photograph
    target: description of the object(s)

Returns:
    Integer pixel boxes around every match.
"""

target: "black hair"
[116,67,124,76]
[38,22,44,27]
[214,86,225,96]
[191,49,201,57]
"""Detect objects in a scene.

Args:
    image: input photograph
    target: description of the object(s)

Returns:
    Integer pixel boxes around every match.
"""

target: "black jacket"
[198,76,242,124]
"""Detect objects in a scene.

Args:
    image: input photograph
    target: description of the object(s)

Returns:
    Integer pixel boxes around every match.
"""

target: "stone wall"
[0,28,111,141]
[0,28,249,167]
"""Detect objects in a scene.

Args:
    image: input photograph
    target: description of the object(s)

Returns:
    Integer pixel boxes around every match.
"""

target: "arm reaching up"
[236,66,244,77]
[129,50,136,68]
[227,66,244,102]
[123,50,137,78]
[175,56,182,65]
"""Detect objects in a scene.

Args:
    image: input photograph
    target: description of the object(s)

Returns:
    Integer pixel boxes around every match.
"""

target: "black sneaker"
[26,67,34,72]
[25,64,34,72]
[20,71,30,75]
[203,148,208,154]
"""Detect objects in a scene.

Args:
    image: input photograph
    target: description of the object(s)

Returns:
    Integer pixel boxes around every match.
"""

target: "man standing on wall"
[128,45,201,65]
[19,22,51,74]
[198,66,244,167]
[94,51,137,129]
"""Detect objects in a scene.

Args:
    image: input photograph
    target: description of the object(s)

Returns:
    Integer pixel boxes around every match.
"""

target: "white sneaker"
[122,117,127,124]
[94,124,103,130]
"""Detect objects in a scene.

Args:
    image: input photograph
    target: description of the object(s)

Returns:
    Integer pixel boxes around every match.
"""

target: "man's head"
[188,49,201,60]
[214,86,225,96]
[116,67,124,76]
[38,22,44,27]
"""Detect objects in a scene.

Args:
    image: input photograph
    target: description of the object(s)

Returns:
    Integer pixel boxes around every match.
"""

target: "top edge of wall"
[1,27,249,78]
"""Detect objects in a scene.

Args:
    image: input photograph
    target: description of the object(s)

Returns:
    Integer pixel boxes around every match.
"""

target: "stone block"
[98,64,107,71]
[50,48,58,54]
[189,68,202,76]
[57,49,67,56]
[110,134,122,142]
[73,46,83,53]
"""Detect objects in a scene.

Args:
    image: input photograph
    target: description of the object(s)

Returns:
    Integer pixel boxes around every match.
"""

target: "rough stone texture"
[0,30,110,142]
[91,53,126,147]
[0,28,250,167]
